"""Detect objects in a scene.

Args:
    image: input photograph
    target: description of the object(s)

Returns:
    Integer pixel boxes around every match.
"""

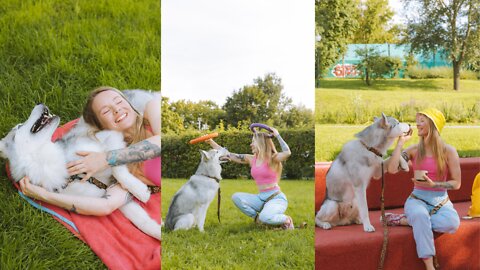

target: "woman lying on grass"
[19,87,161,216]
[207,126,294,229]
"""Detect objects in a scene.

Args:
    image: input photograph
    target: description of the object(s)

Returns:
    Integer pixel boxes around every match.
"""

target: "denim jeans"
[231,190,288,225]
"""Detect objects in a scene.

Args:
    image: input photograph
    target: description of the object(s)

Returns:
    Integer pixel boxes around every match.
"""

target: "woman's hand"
[66,151,109,181]
[270,127,280,137]
[397,128,413,147]
[411,174,435,188]
[19,176,48,200]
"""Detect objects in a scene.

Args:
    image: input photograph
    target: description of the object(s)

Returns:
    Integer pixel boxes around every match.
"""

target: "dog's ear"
[199,150,210,161]
[380,113,390,128]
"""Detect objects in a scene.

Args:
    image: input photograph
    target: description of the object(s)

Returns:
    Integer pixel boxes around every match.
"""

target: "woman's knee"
[231,193,243,206]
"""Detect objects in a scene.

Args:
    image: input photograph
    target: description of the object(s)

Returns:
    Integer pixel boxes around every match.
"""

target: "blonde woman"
[19,87,161,215]
[207,126,293,229]
[385,108,461,270]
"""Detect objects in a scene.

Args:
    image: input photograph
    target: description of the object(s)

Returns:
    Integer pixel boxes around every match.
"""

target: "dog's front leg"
[112,166,150,203]
[196,203,210,232]
[120,202,161,240]
[354,185,375,232]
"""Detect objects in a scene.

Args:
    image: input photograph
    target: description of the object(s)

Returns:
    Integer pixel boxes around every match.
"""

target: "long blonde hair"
[253,132,283,176]
[83,86,149,173]
[416,117,447,179]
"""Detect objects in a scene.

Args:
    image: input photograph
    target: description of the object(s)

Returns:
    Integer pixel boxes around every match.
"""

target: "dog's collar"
[199,173,220,183]
[63,174,108,190]
[360,141,383,158]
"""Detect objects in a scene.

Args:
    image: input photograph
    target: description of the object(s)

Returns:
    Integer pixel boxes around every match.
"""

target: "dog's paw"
[363,223,375,232]
[127,184,151,203]
[316,221,332,230]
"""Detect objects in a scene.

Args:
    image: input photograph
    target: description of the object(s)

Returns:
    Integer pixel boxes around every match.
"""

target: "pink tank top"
[250,156,279,192]
[142,124,161,186]
[412,155,447,192]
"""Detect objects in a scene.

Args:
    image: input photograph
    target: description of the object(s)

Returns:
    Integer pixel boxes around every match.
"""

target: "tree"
[355,47,402,85]
[170,100,226,130]
[351,0,401,44]
[223,73,288,127]
[402,0,480,90]
[315,0,359,86]
[161,97,185,134]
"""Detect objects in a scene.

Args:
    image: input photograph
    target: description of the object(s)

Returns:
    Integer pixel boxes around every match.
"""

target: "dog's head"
[355,113,410,149]
[197,147,229,181]
[0,104,60,161]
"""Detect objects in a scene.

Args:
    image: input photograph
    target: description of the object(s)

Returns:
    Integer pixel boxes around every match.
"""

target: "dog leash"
[378,161,388,270]
[217,187,221,223]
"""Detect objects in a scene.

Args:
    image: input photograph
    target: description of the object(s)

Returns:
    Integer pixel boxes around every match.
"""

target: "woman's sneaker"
[282,216,294,230]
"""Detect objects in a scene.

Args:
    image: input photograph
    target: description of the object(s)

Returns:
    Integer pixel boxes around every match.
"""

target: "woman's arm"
[67,97,161,180]
[413,145,462,190]
[205,139,252,164]
[19,176,129,216]
[385,131,413,174]
[270,127,291,162]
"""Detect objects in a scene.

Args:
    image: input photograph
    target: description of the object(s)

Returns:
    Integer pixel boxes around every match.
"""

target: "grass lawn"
[0,0,159,268]
[316,124,480,161]
[316,79,480,124]
[162,178,315,269]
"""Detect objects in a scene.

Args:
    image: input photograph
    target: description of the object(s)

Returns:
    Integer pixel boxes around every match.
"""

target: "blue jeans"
[404,189,460,259]
[231,190,288,225]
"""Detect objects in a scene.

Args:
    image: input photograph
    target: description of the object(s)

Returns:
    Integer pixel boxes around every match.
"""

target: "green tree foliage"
[170,100,226,131]
[223,73,289,127]
[315,0,358,85]
[161,96,184,134]
[355,47,403,85]
[402,0,480,90]
[351,0,401,43]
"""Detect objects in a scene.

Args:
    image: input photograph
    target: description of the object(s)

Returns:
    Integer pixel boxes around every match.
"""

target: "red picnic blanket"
[6,119,161,270]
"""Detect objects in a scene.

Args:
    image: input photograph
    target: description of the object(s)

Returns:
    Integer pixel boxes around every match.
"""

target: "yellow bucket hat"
[468,173,480,218]
[418,108,446,133]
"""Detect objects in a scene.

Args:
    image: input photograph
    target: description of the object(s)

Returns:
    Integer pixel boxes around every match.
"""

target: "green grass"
[162,178,314,269]
[0,0,159,268]
[316,124,480,161]
[316,79,480,124]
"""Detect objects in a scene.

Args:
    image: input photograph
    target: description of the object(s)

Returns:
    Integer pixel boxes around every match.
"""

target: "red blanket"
[6,120,161,270]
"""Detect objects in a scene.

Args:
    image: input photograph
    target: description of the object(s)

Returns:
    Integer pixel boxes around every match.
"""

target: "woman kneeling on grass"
[207,126,294,230]
[385,108,461,270]
[19,86,161,216]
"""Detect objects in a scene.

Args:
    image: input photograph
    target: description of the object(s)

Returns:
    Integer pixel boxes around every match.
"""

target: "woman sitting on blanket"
[385,108,461,270]
[206,126,294,230]
[19,86,161,215]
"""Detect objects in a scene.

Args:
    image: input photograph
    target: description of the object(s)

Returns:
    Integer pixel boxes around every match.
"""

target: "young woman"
[19,87,161,216]
[207,126,294,229]
[385,108,461,270]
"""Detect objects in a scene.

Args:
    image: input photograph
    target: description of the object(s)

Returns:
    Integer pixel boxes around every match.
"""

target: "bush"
[161,129,314,180]
[407,66,479,79]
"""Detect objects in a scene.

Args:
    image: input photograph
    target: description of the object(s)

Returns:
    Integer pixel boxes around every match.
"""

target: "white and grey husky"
[315,113,410,232]
[165,148,229,231]
[0,100,160,240]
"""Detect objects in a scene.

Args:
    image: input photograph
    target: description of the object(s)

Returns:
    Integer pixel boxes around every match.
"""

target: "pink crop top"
[250,156,279,192]
[142,124,161,186]
[412,155,448,192]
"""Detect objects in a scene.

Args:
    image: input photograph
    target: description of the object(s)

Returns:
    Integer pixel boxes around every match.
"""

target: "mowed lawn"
[0,0,160,269]
[161,178,314,269]
[316,124,480,161]
[316,79,480,124]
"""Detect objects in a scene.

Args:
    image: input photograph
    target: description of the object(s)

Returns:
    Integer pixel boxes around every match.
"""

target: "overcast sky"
[162,0,315,109]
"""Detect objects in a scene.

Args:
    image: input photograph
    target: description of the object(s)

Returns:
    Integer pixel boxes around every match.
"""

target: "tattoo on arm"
[433,182,454,190]
[401,151,410,162]
[234,154,245,161]
[275,134,290,152]
[69,204,78,213]
[106,140,161,166]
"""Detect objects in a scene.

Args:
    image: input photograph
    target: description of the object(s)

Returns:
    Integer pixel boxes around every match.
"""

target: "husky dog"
[0,102,161,240]
[315,113,410,232]
[165,148,229,231]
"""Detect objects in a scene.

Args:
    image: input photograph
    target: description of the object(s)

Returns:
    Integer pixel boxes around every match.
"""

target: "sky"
[162,0,315,109]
